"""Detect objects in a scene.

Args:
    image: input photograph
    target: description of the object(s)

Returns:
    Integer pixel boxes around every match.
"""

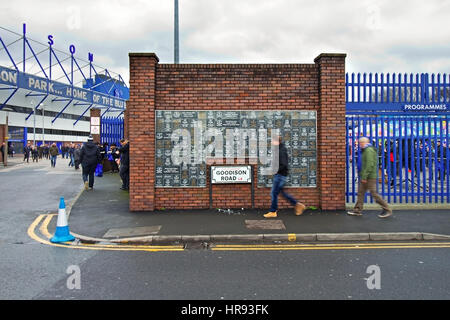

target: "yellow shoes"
[295,203,306,216]
[264,212,278,218]
[264,204,306,218]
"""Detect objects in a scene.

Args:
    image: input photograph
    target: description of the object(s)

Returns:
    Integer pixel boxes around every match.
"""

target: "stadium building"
[0,24,127,156]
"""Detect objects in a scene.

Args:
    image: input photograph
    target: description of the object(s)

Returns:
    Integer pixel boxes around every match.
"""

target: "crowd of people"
[350,137,450,184]
[19,142,79,167]
[78,137,129,191]
[75,140,128,189]
[1,138,129,192]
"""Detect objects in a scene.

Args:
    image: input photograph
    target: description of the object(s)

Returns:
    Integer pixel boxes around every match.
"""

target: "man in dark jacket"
[43,144,49,159]
[79,136,101,190]
[264,135,306,218]
[118,139,129,190]
[23,143,31,163]
[108,144,120,173]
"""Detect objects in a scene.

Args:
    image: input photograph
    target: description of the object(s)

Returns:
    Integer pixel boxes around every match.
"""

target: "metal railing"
[346,115,450,203]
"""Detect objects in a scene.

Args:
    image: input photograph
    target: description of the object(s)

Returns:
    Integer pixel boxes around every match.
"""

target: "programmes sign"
[403,104,448,111]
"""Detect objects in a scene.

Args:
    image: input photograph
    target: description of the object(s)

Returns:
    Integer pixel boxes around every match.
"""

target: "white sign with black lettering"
[211,166,252,184]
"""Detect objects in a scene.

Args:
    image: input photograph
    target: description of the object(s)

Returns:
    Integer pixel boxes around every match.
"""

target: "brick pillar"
[315,53,347,211]
[128,53,159,211]
[90,108,101,144]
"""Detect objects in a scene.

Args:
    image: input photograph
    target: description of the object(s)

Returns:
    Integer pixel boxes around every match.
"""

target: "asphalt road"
[1,157,449,301]
[32,248,449,300]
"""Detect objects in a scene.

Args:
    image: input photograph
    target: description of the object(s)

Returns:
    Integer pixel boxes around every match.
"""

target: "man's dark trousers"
[120,165,129,189]
[82,164,97,188]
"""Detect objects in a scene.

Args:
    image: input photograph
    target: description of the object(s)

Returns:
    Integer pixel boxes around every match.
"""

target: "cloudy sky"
[1,0,449,85]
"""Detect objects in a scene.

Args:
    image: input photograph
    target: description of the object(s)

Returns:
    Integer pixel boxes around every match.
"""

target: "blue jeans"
[68,154,74,167]
[270,174,297,212]
[51,155,57,167]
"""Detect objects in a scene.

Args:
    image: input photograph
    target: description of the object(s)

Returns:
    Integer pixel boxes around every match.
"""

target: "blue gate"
[346,73,450,203]
[101,117,124,147]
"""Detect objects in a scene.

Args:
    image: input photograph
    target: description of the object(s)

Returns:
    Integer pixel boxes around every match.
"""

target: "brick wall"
[128,53,346,212]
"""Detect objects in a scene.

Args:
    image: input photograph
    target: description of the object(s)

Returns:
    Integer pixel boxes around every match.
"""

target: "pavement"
[63,172,450,245]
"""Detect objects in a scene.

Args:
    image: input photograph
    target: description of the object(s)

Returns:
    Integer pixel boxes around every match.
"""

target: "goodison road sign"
[211,166,252,184]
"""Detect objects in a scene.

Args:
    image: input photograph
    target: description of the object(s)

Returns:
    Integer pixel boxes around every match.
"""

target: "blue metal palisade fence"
[346,73,450,204]
[101,116,124,147]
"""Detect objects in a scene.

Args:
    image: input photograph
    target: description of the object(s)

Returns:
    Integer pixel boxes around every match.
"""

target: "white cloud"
[0,0,449,85]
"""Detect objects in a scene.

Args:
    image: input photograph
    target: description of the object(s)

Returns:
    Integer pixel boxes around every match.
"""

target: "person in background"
[68,143,75,167]
[98,143,107,161]
[9,142,14,158]
[38,144,44,159]
[23,143,31,163]
[79,136,101,190]
[118,139,129,191]
[49,143,59,167]
[44,144,49,159]
[74,144,81,170]
[108,143,120,173]
[0,142,5,164]
[32,146,39,162]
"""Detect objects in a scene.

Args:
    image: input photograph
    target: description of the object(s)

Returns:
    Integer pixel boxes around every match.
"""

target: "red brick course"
[128,53,346,212]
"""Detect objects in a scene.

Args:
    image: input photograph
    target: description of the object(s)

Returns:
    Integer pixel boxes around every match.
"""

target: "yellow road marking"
[39,214,56,239]
[29,214,450,252]
[28,214,184,252]
[212,243,450,251]
[212,246,450,251]
[214,242,450,248]
[39,214,182,250]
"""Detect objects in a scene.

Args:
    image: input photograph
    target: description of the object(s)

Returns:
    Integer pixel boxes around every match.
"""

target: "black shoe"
[120,187,128,191]
[378,210,392,219]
